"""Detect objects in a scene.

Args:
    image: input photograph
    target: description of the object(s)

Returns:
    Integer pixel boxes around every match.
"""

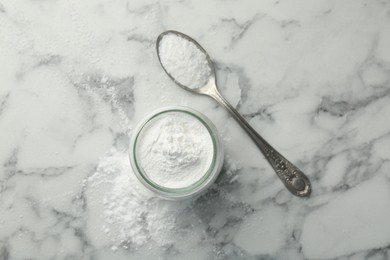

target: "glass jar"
[129,106,224,200]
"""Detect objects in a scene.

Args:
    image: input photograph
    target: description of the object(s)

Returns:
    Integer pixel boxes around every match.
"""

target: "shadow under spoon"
[156,30,311,197]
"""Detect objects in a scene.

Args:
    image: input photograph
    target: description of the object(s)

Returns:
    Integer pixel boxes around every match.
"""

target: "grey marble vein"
[1,0,390,259]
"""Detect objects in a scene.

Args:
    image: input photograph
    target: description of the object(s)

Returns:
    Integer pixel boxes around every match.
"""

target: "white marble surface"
[1,0,390,259]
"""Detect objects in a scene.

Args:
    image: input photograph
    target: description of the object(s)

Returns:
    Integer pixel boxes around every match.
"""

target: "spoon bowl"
[156,30,218,95]
[156,30,311,197]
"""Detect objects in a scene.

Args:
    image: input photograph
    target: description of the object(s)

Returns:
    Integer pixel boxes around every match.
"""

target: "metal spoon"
[156,30,311,197]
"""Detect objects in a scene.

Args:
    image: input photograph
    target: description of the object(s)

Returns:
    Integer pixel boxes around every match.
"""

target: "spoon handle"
[208,88,311,197]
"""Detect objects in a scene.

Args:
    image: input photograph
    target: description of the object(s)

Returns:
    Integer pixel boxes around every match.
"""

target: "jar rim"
[129,106,223,200]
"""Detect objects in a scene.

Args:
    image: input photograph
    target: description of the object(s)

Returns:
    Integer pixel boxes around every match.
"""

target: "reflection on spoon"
[156,30,311,197]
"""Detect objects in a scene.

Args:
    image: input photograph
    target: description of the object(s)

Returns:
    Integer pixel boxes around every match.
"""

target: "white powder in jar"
[158,33,211,89]
[135,111,214,189]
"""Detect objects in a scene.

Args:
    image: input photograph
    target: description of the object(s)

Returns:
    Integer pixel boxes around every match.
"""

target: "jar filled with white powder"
[129,106,223,200]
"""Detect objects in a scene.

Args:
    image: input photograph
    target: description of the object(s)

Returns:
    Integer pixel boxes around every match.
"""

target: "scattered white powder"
[86,149,191,249]
[136,111,214,189]
[158,33,211,89]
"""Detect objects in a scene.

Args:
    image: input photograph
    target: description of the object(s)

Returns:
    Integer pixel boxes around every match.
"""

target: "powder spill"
[158,33,211,89]
[86,149,191,249]
[136,111,214,189]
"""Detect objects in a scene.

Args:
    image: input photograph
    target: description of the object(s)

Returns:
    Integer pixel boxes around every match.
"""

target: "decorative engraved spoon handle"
[208,88,311,197]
